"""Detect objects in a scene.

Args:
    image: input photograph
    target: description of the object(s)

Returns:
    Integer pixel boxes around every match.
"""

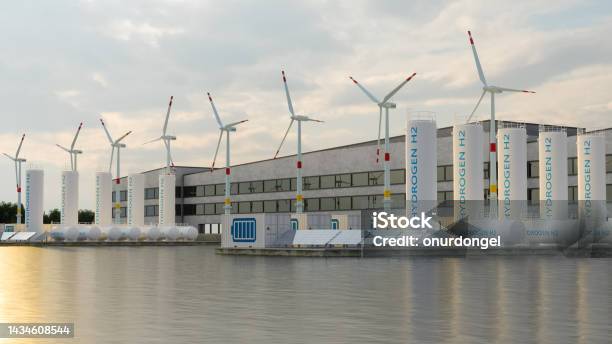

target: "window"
[369,171,383,186]
[304,176,319,190]
[264,200,277,213]
[337,196,351,210]
[607,184,612,201]
[484,162,489,179]
[352,196,369,209]
[239,202,251,214]
[568,158,578,176]
[369,195,384,209]
[391,169,405,184]
[335,174,351,188]
[251,201,263,213]
[251,181,264,193]
[305,198,319,211]
[277,199,290,212]
[278,179,291,192]
[145,205,158,217]
[113,207,127,218]
[607,156,612,173]
[205,203,216,215]
[445,166,453,181]
[290,178,297,191]
[352,172,369,187]
[215,184,225,196]
[239,182,251,194]
[528,161,539,178]
[320,197,335,211]
[528,188,539,203]
[175,187,182,198]
[183,186,197,198]
[437,166,445,182]
[392,194,406,209]
[183,204,196,216]
[568,186,578,202]
[145,188,158,200]
[204,185,215,196]
[196,204,205,215]
[320,175,335,189]
[215,203,224,214]
[196,186,205,197]
[231,183,238,195]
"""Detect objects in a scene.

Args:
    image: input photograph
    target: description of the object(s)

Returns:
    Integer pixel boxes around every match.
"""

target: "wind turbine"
[349,73,417,210]
[465,30,535,201]
[207,92,248,215]
[100,118,132,224]
[3,134,26,224]
[146,96,176,170]
[56,122,83,171]
[274,70,323,214]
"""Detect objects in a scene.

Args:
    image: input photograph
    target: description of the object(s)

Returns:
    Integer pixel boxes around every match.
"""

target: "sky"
[1,0,611,211]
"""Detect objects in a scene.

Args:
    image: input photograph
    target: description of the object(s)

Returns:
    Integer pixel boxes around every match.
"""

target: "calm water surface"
[0,246,611,343]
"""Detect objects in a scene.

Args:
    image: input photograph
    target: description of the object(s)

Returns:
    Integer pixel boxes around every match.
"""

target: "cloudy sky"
[1,0,611,210]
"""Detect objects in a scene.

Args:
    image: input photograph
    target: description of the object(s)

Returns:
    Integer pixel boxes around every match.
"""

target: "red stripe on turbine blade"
[226,168,230,175]
[385,153,390,161]
[297,161,302,169]
[490,143,496,152]
[468,30,474,44]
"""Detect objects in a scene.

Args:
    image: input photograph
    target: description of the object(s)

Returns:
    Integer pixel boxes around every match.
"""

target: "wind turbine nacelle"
[382,102,397,109]
[74,150,83,154]
[162,135,176,140]
[484,86,503,93]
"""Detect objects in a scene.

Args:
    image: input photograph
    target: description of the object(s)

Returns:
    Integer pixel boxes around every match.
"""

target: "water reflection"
[0,247,610,343]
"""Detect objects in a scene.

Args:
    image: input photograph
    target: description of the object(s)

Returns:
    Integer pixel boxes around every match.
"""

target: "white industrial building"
[105,120,612,234]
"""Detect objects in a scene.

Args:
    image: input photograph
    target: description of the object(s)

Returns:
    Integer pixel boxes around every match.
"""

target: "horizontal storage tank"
[128,174,145,227]
[497,126,527,219]
[106,226,123,241]
[405,114,437,216]
[453,123,484,220]
[126,227,141,241]
[161,226,179,241]
[144,226,161,241]
[88,226,102,241]
[538,129,568,220]
[177,226,198,241]
[159,173,176,226]
[95,172,112,226]
[61,171,79,226]
[25,169,44,233]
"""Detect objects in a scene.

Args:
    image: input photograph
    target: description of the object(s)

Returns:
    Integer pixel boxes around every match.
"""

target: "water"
[0,246,611,344]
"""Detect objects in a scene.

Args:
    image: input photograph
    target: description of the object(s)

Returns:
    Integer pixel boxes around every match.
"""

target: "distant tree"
[43,208,61,224]
[0,202,24,224]
[78,209,95,224]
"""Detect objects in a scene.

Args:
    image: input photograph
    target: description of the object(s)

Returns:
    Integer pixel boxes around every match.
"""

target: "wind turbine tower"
[465,30,535,201]
[207,92,248,215]
[3,134,26,224]
[274,71,323,214]
[349,73,417,210]
[100,118,132,224]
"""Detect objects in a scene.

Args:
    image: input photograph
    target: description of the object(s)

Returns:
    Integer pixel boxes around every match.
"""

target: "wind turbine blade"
[100,118,114,143]
[305,117,324,123]
[115,131,132,143]
[109,146,115,173]
[56,144,71,153]
[468,31,487,86]
[281,71,295,116]
[207,92,224,128]
[70,122,83,150]
[144,137,162,145]
[382,73,417,103]
[3,153,15,161]
[226,119,248,128]
[349,76,381,104]
[162,96,174,135]
[497,86,536,94]
[15,134,25,158]
[274,119,294,159]
[211,131,223,170]
[466,90,487,123]
[377,106,382,163]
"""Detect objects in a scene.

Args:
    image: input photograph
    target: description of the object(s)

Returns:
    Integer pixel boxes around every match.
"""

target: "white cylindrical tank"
[145,226,161,241]
[497,127,527,219]
[106,226,123,241]
[453,123,484,220]
[159,173,176,226]
[128,174,145,227]
[126,227,141,241]
[50,225,64,241]
[577,134,606,201]
[61,171,79,226]
[178,226,198,241]
[405,115,437,216]
[64,226,79,242]
[25,169,44,233]
[95,172,113,226]
[161,226,179,241]
[538,130,568,219]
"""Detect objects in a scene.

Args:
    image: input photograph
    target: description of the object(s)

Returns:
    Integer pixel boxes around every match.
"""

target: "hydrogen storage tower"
[538,127,568,220]
[61,170,79,225]
[25,169,44,233]
[577,132,606,236]
[405,112,437,216]
[497,124,527,219]
[95,172,113,226]
[159,172,176,226]
[128,173,145,227]
[453,122,484,221]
